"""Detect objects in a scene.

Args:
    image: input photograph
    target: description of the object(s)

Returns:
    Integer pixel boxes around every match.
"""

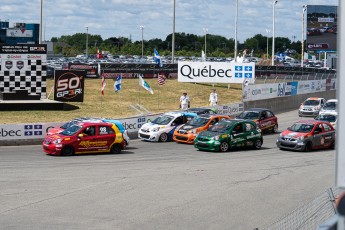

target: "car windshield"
[237,111,260,119]
[322,102,336,110]
[303,100,319,106]
[187,117,209,126]
[288,123,315,133]
[315,114,336,123]
[61,120,79,129]
[208,121,236,132]
[151,115,174,125]
[61,125,83,136]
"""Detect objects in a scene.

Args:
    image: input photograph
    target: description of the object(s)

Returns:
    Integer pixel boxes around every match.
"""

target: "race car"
[235,108,278,133]
[314,113,337,129]
[194,119,263,152]
[173,114,231,144]
[43,121,126,156]
[319,99,337,116]
[102,119,130,146]
[138,111,197,142]
[298,97,326,117]
[276,120,335,151]
[186,107,217,115]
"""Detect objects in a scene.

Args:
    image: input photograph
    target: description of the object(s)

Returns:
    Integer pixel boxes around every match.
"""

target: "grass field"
[1,78,242,124]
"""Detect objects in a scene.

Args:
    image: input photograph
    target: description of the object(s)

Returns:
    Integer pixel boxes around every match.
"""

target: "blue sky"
[0,0,338,42]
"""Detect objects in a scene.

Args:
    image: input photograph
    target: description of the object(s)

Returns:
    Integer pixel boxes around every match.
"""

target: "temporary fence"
[259,187,344,230]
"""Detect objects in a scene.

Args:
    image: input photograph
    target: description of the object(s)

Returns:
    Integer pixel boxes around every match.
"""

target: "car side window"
[174,116,184,125]
[210,118,218,125]
[245,123,255,132]
[99,126,115,135]
[322,123,332,132]
[314,124,323,133]
[83,126,96,136]
[233,124,243,134]
[266,111,273,118]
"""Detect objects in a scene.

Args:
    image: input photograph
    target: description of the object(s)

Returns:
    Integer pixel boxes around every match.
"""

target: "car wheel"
[254,139,262,150]
[273,124,278,133]
[305,142,312,152]
[219,141,229,152]
[159,133,168,142]
[61,145,74,156]
[110,144,122,154]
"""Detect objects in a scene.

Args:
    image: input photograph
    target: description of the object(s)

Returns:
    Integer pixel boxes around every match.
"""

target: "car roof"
[296,120,324,124]
[306,97,324,100]
[165,111,197,117]
[245,108,271,112]
[326,99,337,102]
[78,121,112,126]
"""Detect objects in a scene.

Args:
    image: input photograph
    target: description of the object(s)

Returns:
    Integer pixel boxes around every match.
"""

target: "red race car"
[277,120,335,151]
[43,121,126,156]
[236,108,278,133]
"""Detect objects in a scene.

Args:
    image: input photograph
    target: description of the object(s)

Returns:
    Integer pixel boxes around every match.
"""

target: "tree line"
[51,33,303,59]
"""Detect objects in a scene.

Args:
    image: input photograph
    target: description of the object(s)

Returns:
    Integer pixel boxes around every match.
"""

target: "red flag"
[101,72,106,95]
[158,74,166,86]
[97,49,103,59]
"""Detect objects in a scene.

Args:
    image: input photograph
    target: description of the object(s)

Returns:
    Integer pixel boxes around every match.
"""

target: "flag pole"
[138,73,141,106]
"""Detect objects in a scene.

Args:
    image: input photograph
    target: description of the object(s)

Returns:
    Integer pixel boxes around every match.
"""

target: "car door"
[243,122,259,147]
[320,123,335,148]
[257,110,271,131]
[76,125,99,152]
[230,123,246,148]
[97,125,117,151]
[311,123,323,149]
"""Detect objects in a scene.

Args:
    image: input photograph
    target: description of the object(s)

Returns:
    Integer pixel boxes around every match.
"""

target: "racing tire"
[219,141,229,152]
[159,133,168,142]
[253,139,263,150]
[61,146,75,156]
[110,144,122,154]
[305,142,312,152]
[273,124,278,133]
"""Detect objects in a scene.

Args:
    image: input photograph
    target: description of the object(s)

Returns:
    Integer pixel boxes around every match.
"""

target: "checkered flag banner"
[158,74,166,86]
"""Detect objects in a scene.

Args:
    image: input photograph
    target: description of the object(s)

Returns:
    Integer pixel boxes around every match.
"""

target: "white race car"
[138,112,197,142]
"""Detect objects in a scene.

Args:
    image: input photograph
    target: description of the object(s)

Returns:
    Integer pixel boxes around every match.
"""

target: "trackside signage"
[0,123,63,140]
[178,61,255,83]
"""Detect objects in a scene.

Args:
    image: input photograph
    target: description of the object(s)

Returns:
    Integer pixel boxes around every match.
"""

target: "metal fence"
[259,187,344,230]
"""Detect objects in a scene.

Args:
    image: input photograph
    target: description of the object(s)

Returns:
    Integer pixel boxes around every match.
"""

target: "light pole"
[39,0,43,44]
[203,28,208,58]
[272,0,278,66]
[234,0,238,61]
[139,25,144,58]
[172,0,176,63]
[301,5,307,67]
[266,29,270,60]
[85,26,88,58]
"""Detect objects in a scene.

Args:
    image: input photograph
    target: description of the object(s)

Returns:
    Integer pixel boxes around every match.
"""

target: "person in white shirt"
[180,92,190,110]
[209,89,218,106]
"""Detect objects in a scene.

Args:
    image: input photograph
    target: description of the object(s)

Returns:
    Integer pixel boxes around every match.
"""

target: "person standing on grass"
[209,89,218,106]
[180,92,190,110]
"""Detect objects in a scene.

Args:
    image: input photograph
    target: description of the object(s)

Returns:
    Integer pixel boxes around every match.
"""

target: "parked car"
[173,114,231,144]
[235,108,278,133]
[194,119,263,152]
[43,121,126,156]
[298,97,326,117]
[276,120,335,151]
[319,99,337,116]
[307,28,322,36]
[138,112,197,142]
[315,113,337,129]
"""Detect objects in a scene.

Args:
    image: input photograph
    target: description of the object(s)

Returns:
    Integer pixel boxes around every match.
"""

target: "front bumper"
[42,142,62,155]
[276,138,306,151]
[298,109,319,117]
[173,133,196,144]
[194,140,220,151]
[138,130,160,142]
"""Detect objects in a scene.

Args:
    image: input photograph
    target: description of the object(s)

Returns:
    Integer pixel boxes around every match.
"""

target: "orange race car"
[173,114,231,144]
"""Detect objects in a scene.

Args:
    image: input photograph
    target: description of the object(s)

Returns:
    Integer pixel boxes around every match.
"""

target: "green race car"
[194,120,263,152]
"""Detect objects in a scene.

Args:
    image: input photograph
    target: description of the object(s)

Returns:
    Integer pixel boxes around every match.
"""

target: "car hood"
[141,122,167,131]
[44,133,71,143]
[198,130,223,138]
[179,124,197,131]
[46,127,63,136]
[280,130,307,139]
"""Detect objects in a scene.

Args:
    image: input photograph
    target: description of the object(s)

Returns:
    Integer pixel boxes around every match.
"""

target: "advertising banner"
[6,29,33,37]
[68,63,99,78]
[306,5,338,51]
[242,83,278,101]
[0,123,63,140]
[54,70,85,102]
[178,62,255,84]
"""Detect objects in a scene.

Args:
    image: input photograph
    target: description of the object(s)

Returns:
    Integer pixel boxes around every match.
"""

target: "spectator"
[180,92,190,110]
[209,89,218,106]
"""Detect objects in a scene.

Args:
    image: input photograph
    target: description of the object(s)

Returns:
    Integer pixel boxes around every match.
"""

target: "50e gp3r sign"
[54,70,85,102]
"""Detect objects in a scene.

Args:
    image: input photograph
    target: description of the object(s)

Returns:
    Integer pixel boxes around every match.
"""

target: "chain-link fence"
[259,187,344,230]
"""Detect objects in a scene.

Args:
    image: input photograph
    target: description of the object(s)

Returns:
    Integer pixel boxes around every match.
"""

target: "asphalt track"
[0,110,336,230]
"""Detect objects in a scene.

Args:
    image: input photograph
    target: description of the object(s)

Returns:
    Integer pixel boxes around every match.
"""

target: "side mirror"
[78,133,84,138]
[171,123,176,126]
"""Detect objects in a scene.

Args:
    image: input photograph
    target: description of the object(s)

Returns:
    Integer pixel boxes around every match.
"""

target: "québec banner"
[177,61,255,84]
[54,70,85,102]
